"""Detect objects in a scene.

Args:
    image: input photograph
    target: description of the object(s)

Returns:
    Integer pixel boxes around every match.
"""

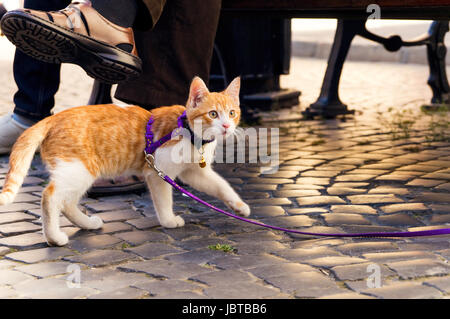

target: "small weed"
[208,243,237,254]
[121,242,131,249]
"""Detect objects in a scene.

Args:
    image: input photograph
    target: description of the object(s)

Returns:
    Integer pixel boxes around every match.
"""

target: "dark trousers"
[13,0,221,121]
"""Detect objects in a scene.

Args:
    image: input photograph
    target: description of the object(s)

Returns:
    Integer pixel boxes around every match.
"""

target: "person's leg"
[0,0,159,83]
[0,0,70,155]
[88,0,220,196]
[115,0,222,108]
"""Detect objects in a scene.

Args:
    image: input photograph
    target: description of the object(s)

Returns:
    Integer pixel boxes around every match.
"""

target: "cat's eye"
[229,110,236,118]
[209,111,218,119]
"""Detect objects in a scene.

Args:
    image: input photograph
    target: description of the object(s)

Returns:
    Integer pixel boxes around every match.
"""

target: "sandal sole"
[1,11,142,84]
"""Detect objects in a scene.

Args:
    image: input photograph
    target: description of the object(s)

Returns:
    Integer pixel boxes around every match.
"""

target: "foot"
[160,215,185,228]
[228,200,251,217]
[0,0,142,84]
[45,230,69,246]
[0,113,29,155]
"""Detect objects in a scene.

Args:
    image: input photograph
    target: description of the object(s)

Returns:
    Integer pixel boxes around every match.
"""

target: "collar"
[145,110,215,155]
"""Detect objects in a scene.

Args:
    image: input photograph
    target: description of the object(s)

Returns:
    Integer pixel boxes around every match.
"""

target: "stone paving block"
[119,259,214,280]
[281,183,324,190]
[133,279,203,296]
[368,187,409,195]
[301,170,341,177]
[0,203,40,213]
[435,183,450,191]
[165,248,231,265]
[273,190,321,198]
[386,258,450,279]
[94,209,143,222]
[0,286,18,298]
[163,224,215,241]
[125,217,161,230]
[189,269,255,287]
[406,179,446,187]
[209,253,288,270]
[273,246,341,262]
[297,196,346,206]
[125,242,184,259]
[319,292,375,299]
[326,187,367,195]
[429,204,450,213]
[250,206,286,218]
[203,281,281,299]
[0,212,36,225]
[413,192,450,203]
[361,281,442,299]
[247,198,292,205]
[81,269,152,292]
[430,214,450,224]
[323,213,371,226]
[288,207,329,215]
[248,263,319,280]
[84,201,131,212]
[15,261,72,278]
[0,221,44,236]
[263,271,344,297]
[64,249,136,267]
[5,247,74,263]
[241,184,278,191]
[330,205,377,215]
[295,177,330,185]
[13,277,97,299]
[347,194,404,205]
[113,230,170,246]
[336,242,398,255]
[66,234,122,252]
[0,246,10,256]
[335,175,376,182]
[93,222,133,234]
[231,241,287,255]
[260,215,316,228]
[0,232,46,249]
[423,276,450,293]
[331,262,396,281]
[226,230,283,242]
[0,269,34,285]
[377,213,423,226]
[331,182,370,188]
[89,286,148,299]
[380,203,428,214]
[305,256,367,268]
[363,251,437,263]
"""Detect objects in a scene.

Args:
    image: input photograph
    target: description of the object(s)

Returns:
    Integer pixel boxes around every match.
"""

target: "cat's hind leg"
[41,182,69,246]
[45,160,102,243]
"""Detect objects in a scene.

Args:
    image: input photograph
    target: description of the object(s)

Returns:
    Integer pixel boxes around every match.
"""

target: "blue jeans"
[13,0,70,122]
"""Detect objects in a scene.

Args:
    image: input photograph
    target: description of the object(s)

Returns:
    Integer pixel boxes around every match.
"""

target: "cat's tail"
[0,119,50,205]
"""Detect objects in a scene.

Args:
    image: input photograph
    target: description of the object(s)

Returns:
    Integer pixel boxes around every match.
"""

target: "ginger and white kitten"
[0,76,250,246]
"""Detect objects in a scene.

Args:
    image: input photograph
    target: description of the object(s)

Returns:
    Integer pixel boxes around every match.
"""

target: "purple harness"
[145,110,214,155]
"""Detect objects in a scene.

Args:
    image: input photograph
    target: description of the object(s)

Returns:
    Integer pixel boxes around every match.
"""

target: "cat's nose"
[222,123,230,129]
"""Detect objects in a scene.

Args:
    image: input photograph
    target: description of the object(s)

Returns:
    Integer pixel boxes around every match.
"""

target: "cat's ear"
[187,76,209,109]
[224,76,241,105]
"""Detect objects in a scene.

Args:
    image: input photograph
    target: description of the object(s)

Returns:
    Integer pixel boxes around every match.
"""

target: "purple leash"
[144,114,450,238]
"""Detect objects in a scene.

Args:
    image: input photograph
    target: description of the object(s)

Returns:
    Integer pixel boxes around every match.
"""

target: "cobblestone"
[0,53,449,298]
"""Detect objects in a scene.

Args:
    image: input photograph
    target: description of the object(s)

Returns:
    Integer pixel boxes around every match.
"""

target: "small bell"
[199,156,207,168]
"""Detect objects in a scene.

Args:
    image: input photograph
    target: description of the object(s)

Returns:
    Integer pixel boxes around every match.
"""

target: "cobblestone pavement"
[0,40,449,298]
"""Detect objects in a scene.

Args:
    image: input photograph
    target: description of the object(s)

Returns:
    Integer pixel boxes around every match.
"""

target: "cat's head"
[185,76,241,139]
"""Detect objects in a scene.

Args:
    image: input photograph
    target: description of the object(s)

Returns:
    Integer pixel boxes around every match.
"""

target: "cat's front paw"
[229,201,251,217]
[160,215,185,228]
[45,231,69,247]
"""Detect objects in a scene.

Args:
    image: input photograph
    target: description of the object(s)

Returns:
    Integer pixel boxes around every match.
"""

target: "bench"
[89,1,450,119]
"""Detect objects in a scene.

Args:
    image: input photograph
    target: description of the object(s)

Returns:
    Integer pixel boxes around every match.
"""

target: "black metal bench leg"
[88,80,113,105]
[425,21,450,109]
[302,19,364,119]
